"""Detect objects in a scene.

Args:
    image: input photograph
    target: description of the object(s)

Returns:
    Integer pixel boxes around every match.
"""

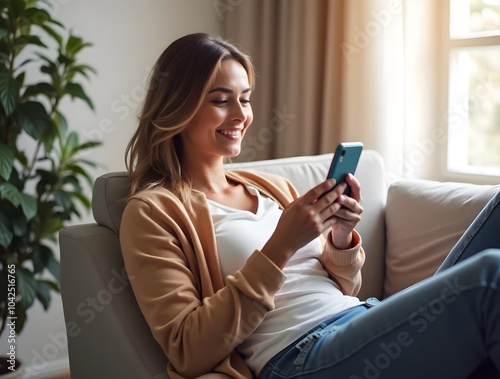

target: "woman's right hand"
[261,179,347,269]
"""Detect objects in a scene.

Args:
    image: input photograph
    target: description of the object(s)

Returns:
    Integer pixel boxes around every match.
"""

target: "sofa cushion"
[384,179,500,297]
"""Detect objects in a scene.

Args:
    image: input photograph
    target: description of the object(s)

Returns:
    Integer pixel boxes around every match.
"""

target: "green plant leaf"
[67,63,96,80]
[52,189,72,211]
[37,22,63,46]
[14,34,46,49]
[22,82,54,99]
[36,280,51,310]
[0,213,13,247]
[58,52,74,66]
[13,148,27,167]
[53,110,68,136]
[0,71,19,115]
[9,0,26,21]
[70,190,91,209]
[65,34,92,58]
[0,182,22,206]
[0,52,10,65]
[16,100,51,139]
[10,207,27,237]
[41,279,59,292]
[0,28,8,40]
[36,281,61,312]
[65,130,78,152]
[15,71,25,88]
[61,174,80,191]
[0,184,38,219]
[40,120,57,154]
[35,168,58,196]
[46,254,60,282]
[35,200,64,238]
[74,157,100,168]
[64,163,92,186]
[64,82,94,109]
[0,142,14,180]
[17,267,37,310]
[31,244,52,273]
[23,7,50,25]
[74,140,101,153]
[21,193,37,219]
[40,61,57,76]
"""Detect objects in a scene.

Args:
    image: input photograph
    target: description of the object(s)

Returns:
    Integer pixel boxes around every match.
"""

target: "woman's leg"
[259,250,500,379]
[437,192,500,272]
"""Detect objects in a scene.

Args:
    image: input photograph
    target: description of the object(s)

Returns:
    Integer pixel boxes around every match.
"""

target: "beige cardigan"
[120,170,365,379]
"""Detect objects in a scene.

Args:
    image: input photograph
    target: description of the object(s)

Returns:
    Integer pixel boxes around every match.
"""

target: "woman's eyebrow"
[208,87,252,94]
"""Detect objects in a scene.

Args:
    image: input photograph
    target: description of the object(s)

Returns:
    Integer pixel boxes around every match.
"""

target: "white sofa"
[59,150,500,379]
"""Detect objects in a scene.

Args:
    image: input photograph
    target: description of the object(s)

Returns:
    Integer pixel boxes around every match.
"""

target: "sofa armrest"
[60,224,168,379]
[384,179,500,298]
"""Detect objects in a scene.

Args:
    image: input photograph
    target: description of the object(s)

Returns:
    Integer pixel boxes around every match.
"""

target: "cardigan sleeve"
[120,194,286,378]
[320,230,365,296]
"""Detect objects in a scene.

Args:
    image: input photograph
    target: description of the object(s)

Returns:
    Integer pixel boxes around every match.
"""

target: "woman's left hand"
[328,173,363,249]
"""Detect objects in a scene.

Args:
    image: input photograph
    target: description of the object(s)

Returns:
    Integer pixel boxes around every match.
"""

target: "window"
[447,0,500,178]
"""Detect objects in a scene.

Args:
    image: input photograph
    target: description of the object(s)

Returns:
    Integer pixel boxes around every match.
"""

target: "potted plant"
[0,0,99,376]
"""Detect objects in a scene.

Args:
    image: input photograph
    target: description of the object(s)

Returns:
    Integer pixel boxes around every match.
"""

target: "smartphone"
[326,142,363,195]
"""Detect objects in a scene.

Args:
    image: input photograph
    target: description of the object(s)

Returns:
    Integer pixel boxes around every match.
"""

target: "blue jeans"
[259,192,500,379]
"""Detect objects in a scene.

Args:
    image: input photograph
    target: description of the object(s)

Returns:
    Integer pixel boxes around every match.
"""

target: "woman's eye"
[212,99,228,105]
[211,98,251,106]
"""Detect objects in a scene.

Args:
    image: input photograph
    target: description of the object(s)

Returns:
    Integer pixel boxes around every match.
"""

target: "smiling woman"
[119,33,500,379]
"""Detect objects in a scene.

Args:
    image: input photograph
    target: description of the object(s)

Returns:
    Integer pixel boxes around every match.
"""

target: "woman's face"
[181,59,253,162]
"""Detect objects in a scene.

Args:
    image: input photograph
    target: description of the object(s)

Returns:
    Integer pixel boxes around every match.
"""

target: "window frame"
[441,0,500,184]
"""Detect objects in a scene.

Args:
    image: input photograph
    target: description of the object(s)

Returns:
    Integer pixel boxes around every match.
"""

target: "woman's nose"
[231,102,247,122]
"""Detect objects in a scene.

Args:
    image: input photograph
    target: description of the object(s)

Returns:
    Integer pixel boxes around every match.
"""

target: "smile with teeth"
[217,130,241,137]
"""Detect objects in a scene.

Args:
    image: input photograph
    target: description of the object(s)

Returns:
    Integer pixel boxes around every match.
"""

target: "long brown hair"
[125,33,255,205]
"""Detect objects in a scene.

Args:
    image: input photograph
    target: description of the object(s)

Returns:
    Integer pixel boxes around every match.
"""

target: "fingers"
[335,195,363,221]
[322,174,363,223]
[345,173,362,204]
[304,179,337,204]
[336,181,363,220]
[295,177,362,225]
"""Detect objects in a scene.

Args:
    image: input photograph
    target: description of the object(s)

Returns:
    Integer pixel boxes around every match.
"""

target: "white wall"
[0,1,220,377]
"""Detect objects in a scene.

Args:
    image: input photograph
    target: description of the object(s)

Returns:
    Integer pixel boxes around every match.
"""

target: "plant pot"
[0,357,24,379]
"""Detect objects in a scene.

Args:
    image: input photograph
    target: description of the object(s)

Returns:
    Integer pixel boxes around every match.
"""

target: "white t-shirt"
[208,186,361,375]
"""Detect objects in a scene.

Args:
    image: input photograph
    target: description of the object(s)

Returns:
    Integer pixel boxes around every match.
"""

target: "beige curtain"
[221,0,442,180]
[222,0,346,161]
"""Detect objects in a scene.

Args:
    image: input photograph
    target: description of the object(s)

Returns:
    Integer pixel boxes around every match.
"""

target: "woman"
[120,33,500,379]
